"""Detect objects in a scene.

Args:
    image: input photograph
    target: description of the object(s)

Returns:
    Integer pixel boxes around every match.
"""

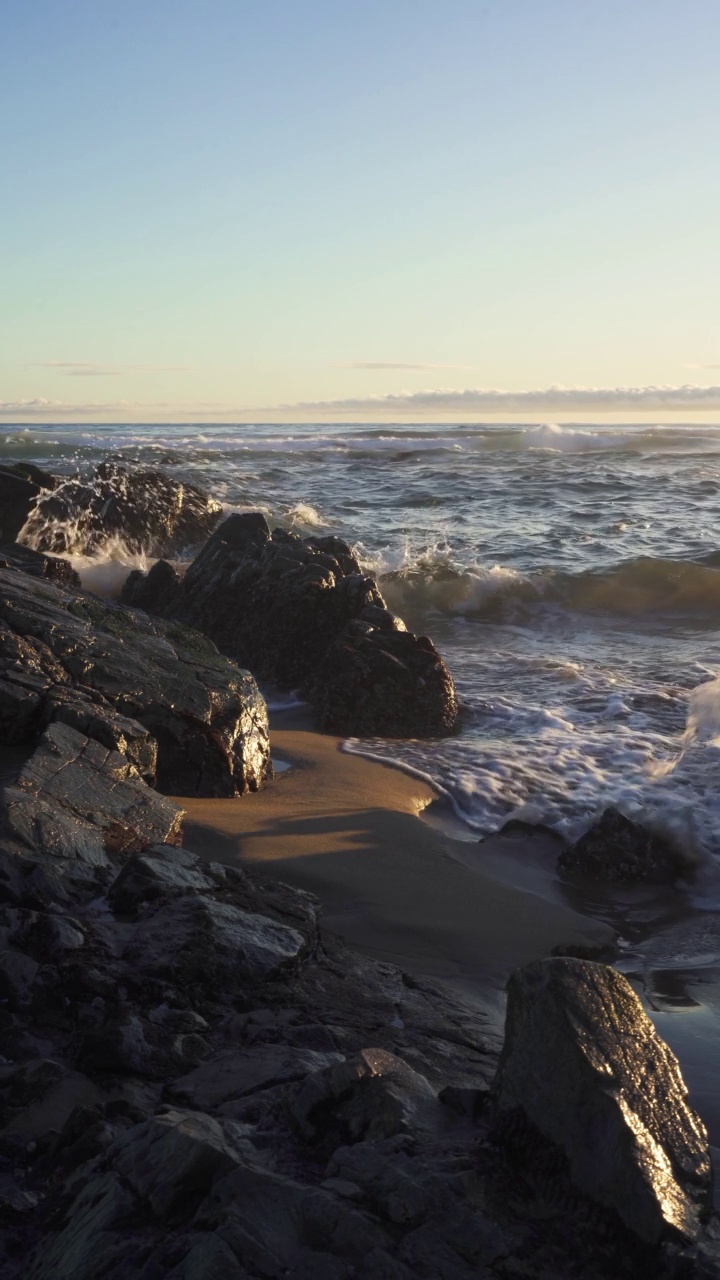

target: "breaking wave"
[372,550,720,622]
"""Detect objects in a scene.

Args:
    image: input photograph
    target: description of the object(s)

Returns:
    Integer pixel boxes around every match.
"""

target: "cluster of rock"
[19,462,223,559]
[0,551,717,1277]
[123,512,460,737]
[1,847,717,1275]
[0,549,271,798]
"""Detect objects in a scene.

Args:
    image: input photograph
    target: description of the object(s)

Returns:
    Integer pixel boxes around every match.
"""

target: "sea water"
[7,419,720,866]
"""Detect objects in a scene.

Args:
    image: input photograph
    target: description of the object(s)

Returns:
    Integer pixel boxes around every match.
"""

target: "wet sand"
[179,708,614,1006]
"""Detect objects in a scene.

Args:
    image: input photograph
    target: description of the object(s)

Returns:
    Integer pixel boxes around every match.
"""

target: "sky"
[2,0,720,423]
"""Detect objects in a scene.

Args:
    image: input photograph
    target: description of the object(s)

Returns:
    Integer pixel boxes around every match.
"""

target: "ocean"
[7,420,720,868]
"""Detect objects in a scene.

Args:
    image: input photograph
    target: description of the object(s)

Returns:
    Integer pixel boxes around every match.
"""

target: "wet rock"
[125,894,306,993]
[0,563,271,797]
[0,464,55,545]
[309,620,460,736]
[22,462,222,558]
[289,1048,439,1151]
[16,723,183,856]
[124,513,460,738]
[0,543,79,589]
[493,957,713,1243]
[559,807,687,884]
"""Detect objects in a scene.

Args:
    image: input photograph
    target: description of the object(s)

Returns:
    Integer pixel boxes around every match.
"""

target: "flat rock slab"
[493,957,713,1243]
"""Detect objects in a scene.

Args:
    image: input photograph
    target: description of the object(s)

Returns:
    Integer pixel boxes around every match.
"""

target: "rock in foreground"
[493,957,713,1244]
[123,512,460,738]
[0,562,271,797]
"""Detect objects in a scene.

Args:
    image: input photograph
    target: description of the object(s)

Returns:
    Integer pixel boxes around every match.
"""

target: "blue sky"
[3,0,719,421]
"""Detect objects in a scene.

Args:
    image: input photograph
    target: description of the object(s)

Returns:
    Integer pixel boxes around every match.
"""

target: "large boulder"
[21,462,222,558]
[309,619,460,736]
[492,957,713,1244]
[559,808,688,884]
[123,513,460,738]
[0,563,271,797]
[0,463,56,545]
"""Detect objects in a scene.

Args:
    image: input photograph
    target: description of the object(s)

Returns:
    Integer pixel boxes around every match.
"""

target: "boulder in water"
[559,807,688,884]
[0,464,56,544]
[21,462,222,558]
[493,957,713,1243]
[308,619,459,736]
[122,513,460,738]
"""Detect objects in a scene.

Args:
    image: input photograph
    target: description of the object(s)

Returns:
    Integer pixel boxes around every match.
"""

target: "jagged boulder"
[0,464,56,545]
[122,513,460,738]
[0,563,271,797]
[559,808,688,884]
[21,462,222,558]
[493,957,713,1244]
[309,619,460,736]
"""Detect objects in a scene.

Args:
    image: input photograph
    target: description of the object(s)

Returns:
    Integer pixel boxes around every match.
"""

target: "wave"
[4,421,720,465]
[373,549,720,622]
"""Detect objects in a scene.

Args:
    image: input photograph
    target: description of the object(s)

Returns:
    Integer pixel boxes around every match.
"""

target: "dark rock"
[0,464,55,545]
[492,957,713,1243]
[559,807,688,884]
[16,722,184,856]
[123,513,460,738]
[0,563,271,797]
[107,845,218,915]
[79,1008,210,1080]
[125,893,307,994]
[0,543,80,589]
[309,621,460,736]
[289,1048,439,1152]
[168,1045,343,1110]
[21,462,222,558]
[111,1108,245,1217]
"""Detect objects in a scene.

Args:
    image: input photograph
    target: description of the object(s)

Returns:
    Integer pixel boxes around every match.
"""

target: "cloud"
[337,361,475,371]
[27,362,188,377]
[686,363,720,370]
[282,383,720,415]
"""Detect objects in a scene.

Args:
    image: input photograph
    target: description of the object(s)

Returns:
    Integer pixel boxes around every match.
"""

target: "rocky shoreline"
[1,463,719,1277]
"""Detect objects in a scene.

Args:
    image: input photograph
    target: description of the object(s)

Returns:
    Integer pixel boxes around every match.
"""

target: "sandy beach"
[180,708,615,1006]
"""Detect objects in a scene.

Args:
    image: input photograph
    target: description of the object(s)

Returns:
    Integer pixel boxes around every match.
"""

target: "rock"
[168,1045,343,1111]
[0,543,80,589]
[16,723,184,856]
[0,563,271,797]
[79,1008,210,1080]
[309,621,460,736]
[112,1108,246,1217]
[289,1048,439,1151]
[107,845,218,914]
[125,894,306,992]
[165,1234,251,1279]
[123,513,460,738]
[21,462,222,558]
[0,464,55,545]
[492,957,713,1243]
[26,1171,138,1280]
[0,949,39,1011]
[559,807,688,884]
